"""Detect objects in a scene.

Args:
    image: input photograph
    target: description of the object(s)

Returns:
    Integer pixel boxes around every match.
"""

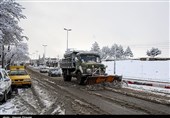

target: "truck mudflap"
[85,75,122,85]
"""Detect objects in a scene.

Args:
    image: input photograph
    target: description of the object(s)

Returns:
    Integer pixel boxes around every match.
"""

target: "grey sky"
[18,0,169,59]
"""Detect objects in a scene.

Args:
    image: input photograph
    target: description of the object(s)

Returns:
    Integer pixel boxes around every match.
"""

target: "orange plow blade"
[85,75,122,85]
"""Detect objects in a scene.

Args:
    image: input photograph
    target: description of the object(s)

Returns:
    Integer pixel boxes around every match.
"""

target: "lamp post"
[36,50,39,66]
[42,45,47,65]
[36,50,39,60]
[114,46,117,74]
[64,28,72,51]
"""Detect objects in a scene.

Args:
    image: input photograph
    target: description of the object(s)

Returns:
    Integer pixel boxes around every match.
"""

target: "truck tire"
[77,72,85,85]
[63,70,72,81]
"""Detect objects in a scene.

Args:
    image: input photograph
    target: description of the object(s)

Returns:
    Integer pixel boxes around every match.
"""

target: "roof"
[9,66,25,70]
[77,51,100,56]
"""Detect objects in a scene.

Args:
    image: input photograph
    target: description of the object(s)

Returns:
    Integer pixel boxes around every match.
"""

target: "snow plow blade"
[85,75,122,85]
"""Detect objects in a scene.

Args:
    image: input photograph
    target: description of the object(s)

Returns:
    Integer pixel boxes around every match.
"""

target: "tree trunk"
[1,45,5,68]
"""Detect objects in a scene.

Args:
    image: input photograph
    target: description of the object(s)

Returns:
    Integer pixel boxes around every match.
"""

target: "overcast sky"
[17,0,169,59]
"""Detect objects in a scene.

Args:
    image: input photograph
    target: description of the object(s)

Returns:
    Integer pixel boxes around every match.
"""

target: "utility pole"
[114,46,116,74]
[64,28,72,51]
[42,45,47,65]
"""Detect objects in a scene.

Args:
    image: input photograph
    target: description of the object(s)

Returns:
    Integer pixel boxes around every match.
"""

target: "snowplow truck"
[60,50,122,85]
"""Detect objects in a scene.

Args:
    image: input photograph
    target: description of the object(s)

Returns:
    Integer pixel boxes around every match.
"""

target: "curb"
[125,80,170,89]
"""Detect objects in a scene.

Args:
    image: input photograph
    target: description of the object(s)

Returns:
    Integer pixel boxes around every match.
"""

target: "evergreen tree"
[101,46,111,59]
[124,46,133,58]
[117,45,124,59]
[90,41,101,54]
[146,47,161,57]
[110,44,118,58]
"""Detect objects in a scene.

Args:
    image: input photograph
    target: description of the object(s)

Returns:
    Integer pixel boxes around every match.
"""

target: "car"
[39,67,48,73]
[0,68,12,102]
[48,67,62,77]
[8,66,32,87]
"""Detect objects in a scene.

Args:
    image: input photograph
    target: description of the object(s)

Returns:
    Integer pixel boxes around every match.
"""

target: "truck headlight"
[86,68,92,74]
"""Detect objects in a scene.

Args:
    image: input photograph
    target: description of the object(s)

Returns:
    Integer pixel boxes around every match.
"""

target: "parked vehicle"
[39,67,48,73]
[48,67,62,77]
[0,68,12,102]
[8,66,32,87]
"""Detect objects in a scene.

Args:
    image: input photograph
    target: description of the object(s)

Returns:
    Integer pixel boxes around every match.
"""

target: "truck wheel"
[63,70,72,81]
[28,84,32,88]
[77,72,84,85]
[67,76,72,81]
[64,75,71,81]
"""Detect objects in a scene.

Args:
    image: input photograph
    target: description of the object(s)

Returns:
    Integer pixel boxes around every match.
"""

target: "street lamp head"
[64,28,72,31]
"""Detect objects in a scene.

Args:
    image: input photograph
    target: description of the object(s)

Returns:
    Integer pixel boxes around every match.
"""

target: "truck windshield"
[80,55,100,63]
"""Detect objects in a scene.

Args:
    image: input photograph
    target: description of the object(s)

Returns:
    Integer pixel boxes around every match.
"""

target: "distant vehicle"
[0,68,12,102]
[39,67,48,73]
[8,66,32,87]
[48,67,62,77]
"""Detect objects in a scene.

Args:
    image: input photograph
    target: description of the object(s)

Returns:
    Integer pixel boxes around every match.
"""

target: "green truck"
[60,50,122,85]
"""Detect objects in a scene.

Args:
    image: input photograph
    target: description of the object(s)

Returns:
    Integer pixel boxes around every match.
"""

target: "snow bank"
[102,60,170,83]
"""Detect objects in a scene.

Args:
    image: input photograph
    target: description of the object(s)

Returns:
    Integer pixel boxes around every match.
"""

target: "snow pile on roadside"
[0,99,18,114]
[33,81,65,115]
[0,89,37,115]
[51,105,65,115]
[123,84,170,97]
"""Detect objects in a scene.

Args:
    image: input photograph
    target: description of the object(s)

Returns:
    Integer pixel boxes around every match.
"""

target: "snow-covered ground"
[0,83,169,115]
[102,60,170,83]
[1,61,169,115]
[0,85,65,115]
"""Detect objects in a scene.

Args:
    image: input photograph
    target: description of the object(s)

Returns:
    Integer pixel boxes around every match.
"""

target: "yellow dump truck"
[8,66,31,87]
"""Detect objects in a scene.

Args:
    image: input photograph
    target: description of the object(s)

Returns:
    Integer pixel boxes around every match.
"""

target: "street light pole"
[36,50,38,60]
[42,45,47,65]
[64,28,72,51]
[114,47,116,75]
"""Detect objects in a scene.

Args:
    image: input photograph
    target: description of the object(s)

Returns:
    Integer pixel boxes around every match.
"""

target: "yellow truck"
[8,66,32,87]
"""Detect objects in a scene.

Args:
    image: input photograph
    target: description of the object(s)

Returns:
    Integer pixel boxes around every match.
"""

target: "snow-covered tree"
[0,0,27,44]
[90,41,101,54]
[110,44,118,58]
[124,46,133,58]
[101,46,111,59]
[0,0,27,68]
[146,47,161,57]
[116,45,124,59]
[5,42,29,68]
[110,44,125,59]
